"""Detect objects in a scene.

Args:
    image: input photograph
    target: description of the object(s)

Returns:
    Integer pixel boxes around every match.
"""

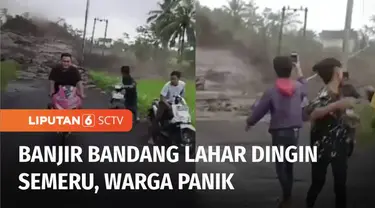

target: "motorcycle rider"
[150,70,186,144]
[121,65,138,122]
[48,53,85,100]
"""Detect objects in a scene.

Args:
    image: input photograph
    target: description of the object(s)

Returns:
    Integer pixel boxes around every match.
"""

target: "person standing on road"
[245,56,307,208]
[121,65,138,122]
[304,58,358,208]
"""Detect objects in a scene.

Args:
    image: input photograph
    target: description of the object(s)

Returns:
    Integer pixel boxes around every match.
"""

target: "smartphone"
[290,52,298,63]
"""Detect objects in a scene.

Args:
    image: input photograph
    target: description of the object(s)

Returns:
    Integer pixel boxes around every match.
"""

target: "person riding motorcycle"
[150,71,186,143]
[48,53,85,103]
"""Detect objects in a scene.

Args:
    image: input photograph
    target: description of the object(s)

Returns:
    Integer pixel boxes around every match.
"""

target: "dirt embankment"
[0,15,126,88]
[195,47,265,120]
[1,30,92,84]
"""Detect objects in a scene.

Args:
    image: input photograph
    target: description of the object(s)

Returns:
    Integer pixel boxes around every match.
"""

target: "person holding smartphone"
[246,55,307,208]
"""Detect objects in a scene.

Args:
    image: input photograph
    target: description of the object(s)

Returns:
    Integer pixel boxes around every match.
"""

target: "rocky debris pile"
[196,76,205,90]
[1,31,89,84]
[196,67,255,95]
[205,99,251,115]
[195,70,231,91]
[204,69,231,83]
[196,91,253,115]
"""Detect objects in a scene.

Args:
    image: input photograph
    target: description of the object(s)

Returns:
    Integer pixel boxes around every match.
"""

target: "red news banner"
[0,109,133,132]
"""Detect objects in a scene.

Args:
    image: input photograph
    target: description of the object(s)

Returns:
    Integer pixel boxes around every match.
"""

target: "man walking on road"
[304,58,357,208]
[246,56,307,208]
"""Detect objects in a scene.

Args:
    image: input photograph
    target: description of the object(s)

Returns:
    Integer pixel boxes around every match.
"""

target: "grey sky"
[1,0,160,39]
[199,0,375,32]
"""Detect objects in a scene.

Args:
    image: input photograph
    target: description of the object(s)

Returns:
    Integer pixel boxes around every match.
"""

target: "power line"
[89,18,109,56]
[277,6,308,55]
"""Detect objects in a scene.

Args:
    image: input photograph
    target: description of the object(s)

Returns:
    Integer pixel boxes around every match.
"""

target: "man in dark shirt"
[121,66,138,121]
[305,58,357,208]
[48,53,84,97]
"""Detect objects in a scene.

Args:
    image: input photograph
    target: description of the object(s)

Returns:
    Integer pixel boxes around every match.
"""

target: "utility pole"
[102,19,109,57]
[89,18,98,54]
[277,6,286,56]
[0,9,4,26]
[342,0,354,78]
[81,0,90,65]
[303,8,308,37]
[277,6,308,55]
[89,18,108,55]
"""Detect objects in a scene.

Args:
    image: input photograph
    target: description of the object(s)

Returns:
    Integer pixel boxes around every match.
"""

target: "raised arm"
[246,90,271,127]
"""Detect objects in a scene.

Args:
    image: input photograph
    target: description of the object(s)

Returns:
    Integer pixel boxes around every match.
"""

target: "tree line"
[0,0,196,75]
[196,0,375,83]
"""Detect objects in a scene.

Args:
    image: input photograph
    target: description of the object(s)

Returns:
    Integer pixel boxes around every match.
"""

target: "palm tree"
[147,0,195,62]
[222,0,246,17]
[147,0,179,47]
[147,0,177,22]
[242,0,259,29]
[222,0,247,29]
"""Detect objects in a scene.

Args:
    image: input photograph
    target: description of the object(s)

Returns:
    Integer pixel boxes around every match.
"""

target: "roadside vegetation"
[0,60,19,91]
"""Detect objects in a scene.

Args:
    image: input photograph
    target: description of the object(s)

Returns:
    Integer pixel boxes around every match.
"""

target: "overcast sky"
[199,0,375,32]
[1,0,160,39]
[2,0,374,40]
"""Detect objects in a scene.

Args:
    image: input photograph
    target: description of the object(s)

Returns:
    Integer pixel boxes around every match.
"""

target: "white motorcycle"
[109,84,126,109]
[148,95,196,155]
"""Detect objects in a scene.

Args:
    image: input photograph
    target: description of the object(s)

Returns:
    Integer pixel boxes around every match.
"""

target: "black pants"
[347,128,355,157]
[124,101,137,122]
[152,101,172,135]
[270,128,299,201]
[306,155,347,208]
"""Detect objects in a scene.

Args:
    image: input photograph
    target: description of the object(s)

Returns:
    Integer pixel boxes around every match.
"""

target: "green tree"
[147,0,195,62]
[222,0,246,28]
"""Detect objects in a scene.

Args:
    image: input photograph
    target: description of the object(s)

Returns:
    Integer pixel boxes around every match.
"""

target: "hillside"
[195,2,375,119]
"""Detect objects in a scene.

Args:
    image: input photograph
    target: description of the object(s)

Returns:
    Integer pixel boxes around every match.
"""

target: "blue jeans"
[270,128,299,200]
